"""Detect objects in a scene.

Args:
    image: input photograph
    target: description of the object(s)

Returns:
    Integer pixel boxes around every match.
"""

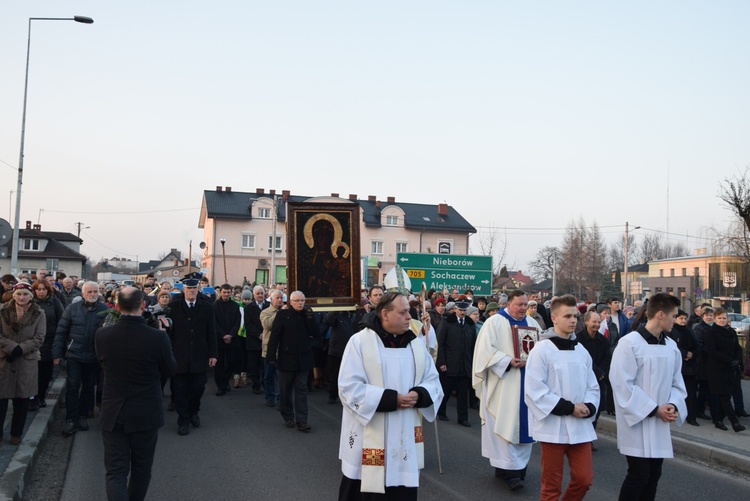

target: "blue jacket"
[53,300,109,363]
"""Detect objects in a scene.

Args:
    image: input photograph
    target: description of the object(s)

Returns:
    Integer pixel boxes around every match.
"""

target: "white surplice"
[338,330,443,488]
[610,332,687,458]
[524,336,600,444]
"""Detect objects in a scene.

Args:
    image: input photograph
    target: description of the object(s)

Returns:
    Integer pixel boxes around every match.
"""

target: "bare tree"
[607,233,637,271]
[472,223,508,275]
[717,168,750,261]
[528,246,558,282]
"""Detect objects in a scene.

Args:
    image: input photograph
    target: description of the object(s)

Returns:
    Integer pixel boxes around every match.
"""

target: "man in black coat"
[213,284,241,396]
[167,279,217,436]
[244,285,269,394]
[576,311,611,430]
[95,287,176,501]
[435,301,476,426]
[266,290,320,432]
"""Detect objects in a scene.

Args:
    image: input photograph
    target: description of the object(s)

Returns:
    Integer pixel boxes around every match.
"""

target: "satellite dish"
[199,242,206,249]
[0,219,12,247]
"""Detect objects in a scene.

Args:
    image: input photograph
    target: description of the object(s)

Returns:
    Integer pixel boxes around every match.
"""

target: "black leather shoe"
[437,414,449,422]
[78,418,89,431]
[714,421,728,431]
[732,422,746,432]
[62,420,77,437]
[458,420,471,427]
[266,399,276,407]
[506,478,524,491]
[167,402,175,411]
[297,422,312,432]
[697,413,711,420]
[178,424,189,436]
[285,420,296,429]
[736,411,750,417]
[216,389,226,396]
[190,415,201,428]
[687,419,700,426]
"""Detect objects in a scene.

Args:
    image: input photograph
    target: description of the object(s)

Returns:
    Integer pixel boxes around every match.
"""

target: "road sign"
[396,253,493,295]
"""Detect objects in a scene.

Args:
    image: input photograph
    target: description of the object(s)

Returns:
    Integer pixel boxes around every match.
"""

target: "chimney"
[437,203,448,216]
[331,193,339,198]
[269,189,276,196]
[184,258,189,266]
[256,188,265,195]
[25,220,32,230]
[33,224,41,230]
[375,200,381,208]
[349,194,357,201]
[368,195,376,203]
[225,186,232,192]
[174,259,179,266]
[282,190,290,201]
[216,186,222,192]
[387,196,395,204]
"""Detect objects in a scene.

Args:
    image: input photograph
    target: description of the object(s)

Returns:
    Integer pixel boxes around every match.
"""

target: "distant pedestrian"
[96,287,176,501]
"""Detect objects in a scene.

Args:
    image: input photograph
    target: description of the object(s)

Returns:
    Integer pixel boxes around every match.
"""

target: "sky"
[1,1,748,272]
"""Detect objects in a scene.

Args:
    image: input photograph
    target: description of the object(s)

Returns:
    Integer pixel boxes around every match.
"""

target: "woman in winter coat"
[0,283,46,445]
[704,307,746,432]
[31,280,64,410]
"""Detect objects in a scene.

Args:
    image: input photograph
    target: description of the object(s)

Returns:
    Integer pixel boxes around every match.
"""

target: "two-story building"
[0,220,86,278]
[198,187,476,287]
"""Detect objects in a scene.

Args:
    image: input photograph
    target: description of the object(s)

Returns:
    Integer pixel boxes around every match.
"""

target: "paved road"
[58,380,750,500]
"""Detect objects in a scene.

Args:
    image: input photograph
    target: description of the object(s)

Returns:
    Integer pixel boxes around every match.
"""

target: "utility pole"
[552,249,557,296]
[270,194,278,287]
[624,222,630,305]
[75,221,89,238]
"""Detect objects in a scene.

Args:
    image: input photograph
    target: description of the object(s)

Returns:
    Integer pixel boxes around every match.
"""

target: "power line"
[80,230,138,257]
[44,207,199,215]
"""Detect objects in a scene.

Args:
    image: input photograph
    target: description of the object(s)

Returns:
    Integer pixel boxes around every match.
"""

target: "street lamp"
[10,15,94,276]
[220,238,227,284]
[623,222,641,305]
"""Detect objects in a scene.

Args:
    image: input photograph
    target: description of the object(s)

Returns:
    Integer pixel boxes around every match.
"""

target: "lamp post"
[623,222,641,305]
[10,15,94,276]
[220,238,227,284]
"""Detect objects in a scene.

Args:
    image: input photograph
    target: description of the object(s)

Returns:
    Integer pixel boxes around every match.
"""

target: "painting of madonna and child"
[286,202,361,309]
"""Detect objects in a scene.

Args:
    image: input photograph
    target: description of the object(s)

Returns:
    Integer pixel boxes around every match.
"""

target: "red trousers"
[540,442,593,501]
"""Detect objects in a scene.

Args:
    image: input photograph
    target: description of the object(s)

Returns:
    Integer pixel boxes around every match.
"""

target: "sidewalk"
[0,375,64,501]
[597,378,750,476]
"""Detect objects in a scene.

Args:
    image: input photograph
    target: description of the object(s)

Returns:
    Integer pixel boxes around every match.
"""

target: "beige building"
[0,220,85,279]
[198,187,476,287]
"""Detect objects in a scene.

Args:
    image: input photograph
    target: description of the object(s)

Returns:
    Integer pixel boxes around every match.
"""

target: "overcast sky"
[1,1,748,271]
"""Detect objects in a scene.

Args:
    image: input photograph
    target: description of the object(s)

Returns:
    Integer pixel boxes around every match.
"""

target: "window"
[396,242,408,253]
[694,267,700,276]
[371,241,384,255]
[386,215,398,226]
[682,268,687,277]
[23,239,40,251]
[659,269,664,277]
[670,269,675,277]
[258,207,271,219]
[241,234,256,249]
[268,235,282,251]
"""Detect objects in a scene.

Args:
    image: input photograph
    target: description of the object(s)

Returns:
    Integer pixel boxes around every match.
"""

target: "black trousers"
[0,398,30,438]
[683,374,698,420]
[618,456,663,501]
[246,350,263,390]
[215,343,239,391]
[328,355,342,401]
[278,370,309,424]
[438,374,469,422]
[37,359,54,401]
[102,414,159,501]
[714,393,739,424]
[338,475,417,501]
[172,372,207,426]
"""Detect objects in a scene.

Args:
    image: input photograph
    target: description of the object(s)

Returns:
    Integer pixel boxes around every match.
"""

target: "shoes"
[714,421,728,431]
[29,399,39,412]
[178,424,189,436]
[458,420,471,427]
[687,419,700,426]
[697,413,711,420]
[216,389,227,396]
[167,401,175,411]
[78,418,89,431]
[285,420,296,429]
[38,399,47,408]
[233,374,241,388]
[190,415,201,428]
[506,477,524,491]
[297,422,312,432]
[253,387,263,395]
[9,436,21,446]
[240,372,248,385]
[62,420,77,436]
[736,411,750,417]
[437,414,449,422]
[266,399,276,407]
[732,422,746,432]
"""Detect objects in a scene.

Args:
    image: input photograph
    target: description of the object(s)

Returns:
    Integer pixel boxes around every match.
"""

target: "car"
[732,317,750,338]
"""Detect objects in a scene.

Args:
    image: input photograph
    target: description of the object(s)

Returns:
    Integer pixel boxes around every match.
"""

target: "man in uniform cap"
[166,278,217,435]
[436,300,476,426]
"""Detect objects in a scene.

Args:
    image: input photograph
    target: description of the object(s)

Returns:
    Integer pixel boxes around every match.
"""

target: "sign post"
[396,253,493,295]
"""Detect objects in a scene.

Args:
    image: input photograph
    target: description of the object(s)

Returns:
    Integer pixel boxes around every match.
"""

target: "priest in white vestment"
[610,293,686,501]
[472,290,540,491]
[338,292,443,501]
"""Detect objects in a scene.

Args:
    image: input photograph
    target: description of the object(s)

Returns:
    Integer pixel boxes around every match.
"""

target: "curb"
[596,415,750,476]
[0,375,65,501]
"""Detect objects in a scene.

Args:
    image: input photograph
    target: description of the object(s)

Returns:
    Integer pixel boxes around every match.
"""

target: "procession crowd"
[0,269,748,500]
